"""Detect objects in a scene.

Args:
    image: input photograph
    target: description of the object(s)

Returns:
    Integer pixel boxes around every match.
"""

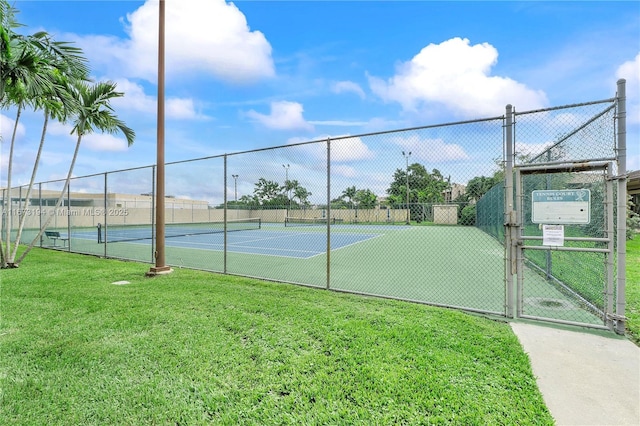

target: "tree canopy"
[386,163,450,206]
[1,0,133,267]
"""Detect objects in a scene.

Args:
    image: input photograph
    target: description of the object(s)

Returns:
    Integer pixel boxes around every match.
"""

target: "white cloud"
[47,121,73,137]
[110,79,208,120]
[287,134,375,163]
[369,37,548,118]
[308,120,370,127]
[246,101,314,131]
[616,52,640,125]
[330,136,376,162]
[332,164,357,178]
[332,81,366,99]
[74,0,274,84]
[389,134,469,163]
[44,121,130,152]
[83,133,131,152]
[0,113,26,143]
[166,98,204,120]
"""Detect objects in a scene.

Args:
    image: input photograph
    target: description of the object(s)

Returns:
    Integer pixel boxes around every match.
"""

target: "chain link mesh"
[2,98,622,325]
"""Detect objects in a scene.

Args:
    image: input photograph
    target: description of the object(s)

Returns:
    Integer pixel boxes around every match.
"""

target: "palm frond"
[69,80,135,147]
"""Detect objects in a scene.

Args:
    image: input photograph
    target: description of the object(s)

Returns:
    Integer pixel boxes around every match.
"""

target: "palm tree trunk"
[16,133,82,266]
[3,103,23,268]
[9,111,49,264]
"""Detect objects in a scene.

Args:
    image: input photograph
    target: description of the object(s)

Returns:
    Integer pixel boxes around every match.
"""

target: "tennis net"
[284,217,336,227]
[101,218,261,243]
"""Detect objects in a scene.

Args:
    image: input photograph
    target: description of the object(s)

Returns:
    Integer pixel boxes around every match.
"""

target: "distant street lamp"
[402,151,411,224]
[232,174,239,203]
[283,164,290,210]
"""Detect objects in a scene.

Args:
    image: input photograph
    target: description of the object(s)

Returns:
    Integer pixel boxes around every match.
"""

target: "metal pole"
[326,138,331,290]
[232,174,238,219]
[150,166,156,262]
[66,183,71,251]
[148,0,171,275]
[504,104,515,318]
[283,164,290,211]
[103,173,107,257]
[545,151,552,280]
[232,174,238,203]
[605,164,615,329]
[224,156,228,274]
[615,79,627,334]
[38,184,42,247]
[402,151,411,224]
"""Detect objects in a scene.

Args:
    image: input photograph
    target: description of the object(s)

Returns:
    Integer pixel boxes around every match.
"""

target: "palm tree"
[283,179,297,206]
[16,80,135,266]
[342,185,357,209]
[8,40,89,265]
[1,28,56,266]
[293,185,311,206]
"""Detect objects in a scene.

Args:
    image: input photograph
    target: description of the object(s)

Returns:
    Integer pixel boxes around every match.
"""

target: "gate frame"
[504,79,627,333]
[514,161,614,330]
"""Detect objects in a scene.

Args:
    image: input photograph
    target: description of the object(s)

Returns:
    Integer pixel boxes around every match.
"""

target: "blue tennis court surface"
[73,228,381,259]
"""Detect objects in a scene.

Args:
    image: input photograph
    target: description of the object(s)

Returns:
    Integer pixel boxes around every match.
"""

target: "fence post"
[66,183,71,252]
[504,104,515,318]
[150,166,156,262]
[104,173,108,258]
[224,154,228,275]
[326,138,331,290]
[615,79,627,335]
[606,164,615,329]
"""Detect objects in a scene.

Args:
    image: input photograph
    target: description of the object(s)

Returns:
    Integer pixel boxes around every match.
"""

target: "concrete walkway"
[511,322,640,426]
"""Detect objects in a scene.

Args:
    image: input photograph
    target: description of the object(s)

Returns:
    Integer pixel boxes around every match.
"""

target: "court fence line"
[2,86,627,331]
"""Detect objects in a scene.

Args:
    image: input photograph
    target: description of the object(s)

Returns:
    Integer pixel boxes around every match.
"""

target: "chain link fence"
[2,89,627,329]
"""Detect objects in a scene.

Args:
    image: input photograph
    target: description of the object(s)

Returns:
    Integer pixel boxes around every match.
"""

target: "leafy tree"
[250,178,313,208]
[460,205,476,226]
[354,189,377,208]
[238,194,259,207]
[464,176,501,203]
[253,178,287,207]
[330,196,350,209]
[386,163,450,208]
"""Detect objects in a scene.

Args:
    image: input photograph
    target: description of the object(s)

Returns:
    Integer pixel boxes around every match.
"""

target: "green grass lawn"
[626,237,640,344]
[0,248,553,425]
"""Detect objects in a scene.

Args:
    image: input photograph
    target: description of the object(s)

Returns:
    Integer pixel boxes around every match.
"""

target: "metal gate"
[505,79,628,333]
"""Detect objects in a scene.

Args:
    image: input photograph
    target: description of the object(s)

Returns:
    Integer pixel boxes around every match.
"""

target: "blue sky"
[1,0,639,205]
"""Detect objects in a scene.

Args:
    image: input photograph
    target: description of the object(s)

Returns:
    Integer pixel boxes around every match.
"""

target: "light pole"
[147,0,172,276]
[232,174,238,203]
[402,151,411,224]
[232,174,239,219]
[282,164,290,211]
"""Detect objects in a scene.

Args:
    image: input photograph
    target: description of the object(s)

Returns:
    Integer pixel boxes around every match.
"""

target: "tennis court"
[69,220,383,259]
[39,220,603,325]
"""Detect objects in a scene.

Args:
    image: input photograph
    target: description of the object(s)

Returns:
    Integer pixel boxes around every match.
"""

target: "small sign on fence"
[532,189,591,224]
[542,224,565,246]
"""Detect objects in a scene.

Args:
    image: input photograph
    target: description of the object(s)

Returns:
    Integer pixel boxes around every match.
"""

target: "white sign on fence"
[532,189,591,224]
[542,224,565,246]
